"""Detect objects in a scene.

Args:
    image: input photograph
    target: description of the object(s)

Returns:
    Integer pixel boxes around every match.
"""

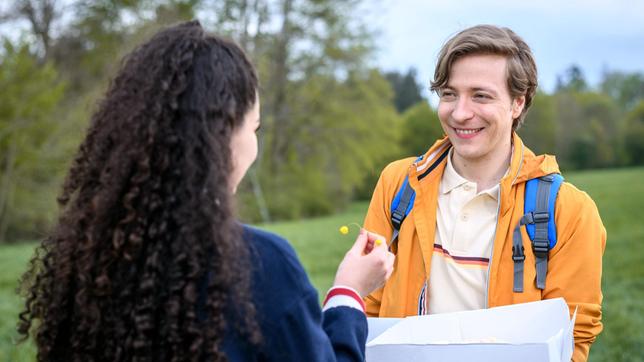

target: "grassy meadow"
[1,167,643,361]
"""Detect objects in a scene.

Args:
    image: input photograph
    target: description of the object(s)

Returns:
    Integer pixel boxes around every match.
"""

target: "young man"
[363,25,606,361]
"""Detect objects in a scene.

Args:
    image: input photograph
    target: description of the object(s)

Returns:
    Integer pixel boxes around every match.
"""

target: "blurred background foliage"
[0,0,643,242]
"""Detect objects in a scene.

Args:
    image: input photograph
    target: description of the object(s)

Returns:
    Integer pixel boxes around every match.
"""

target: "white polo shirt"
[425,149,502,314]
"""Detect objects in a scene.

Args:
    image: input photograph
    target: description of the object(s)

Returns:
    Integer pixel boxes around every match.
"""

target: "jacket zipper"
[484,145,524,308]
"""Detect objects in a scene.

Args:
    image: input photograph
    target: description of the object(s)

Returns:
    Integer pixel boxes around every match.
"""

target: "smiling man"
[363,25,606,361]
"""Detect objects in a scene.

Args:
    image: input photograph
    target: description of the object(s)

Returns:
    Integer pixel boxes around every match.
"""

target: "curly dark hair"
[18,20,260,362]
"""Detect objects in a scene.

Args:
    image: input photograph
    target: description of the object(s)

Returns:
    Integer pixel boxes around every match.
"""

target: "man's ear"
[511,95,526,119]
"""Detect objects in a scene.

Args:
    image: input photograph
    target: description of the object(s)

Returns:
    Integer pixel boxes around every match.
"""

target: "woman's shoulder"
[242,225,314,294]
[242,225,299,264]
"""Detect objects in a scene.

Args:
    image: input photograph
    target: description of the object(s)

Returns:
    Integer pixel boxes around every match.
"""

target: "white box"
[367,298,576,362]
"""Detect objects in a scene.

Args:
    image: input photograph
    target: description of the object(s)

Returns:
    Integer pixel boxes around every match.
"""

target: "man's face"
[437,54,524,166]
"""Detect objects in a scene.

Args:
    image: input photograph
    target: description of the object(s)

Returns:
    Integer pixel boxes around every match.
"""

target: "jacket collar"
[410,136,451,181]
[410,133,561,213]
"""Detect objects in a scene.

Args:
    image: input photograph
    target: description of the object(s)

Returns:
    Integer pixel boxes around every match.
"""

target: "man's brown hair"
[431,25,538,130]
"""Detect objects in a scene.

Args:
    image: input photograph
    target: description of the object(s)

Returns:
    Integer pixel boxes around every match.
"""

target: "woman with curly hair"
[18,20,394,362]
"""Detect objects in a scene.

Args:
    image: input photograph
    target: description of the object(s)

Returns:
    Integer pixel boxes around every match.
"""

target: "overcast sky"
[365,0,644,100]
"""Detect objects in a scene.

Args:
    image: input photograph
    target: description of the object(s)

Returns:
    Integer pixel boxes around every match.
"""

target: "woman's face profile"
[230,96,261,193]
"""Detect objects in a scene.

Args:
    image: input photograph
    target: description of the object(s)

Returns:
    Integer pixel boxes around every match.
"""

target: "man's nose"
[451,97,474,123]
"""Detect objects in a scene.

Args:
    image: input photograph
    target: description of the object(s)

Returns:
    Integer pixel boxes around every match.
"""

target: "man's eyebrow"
[440,85,498,95]
[471,87,499,96]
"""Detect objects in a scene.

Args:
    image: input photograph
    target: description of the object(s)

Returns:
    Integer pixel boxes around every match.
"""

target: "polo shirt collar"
[440,148,470,195]
[440,148,502,201]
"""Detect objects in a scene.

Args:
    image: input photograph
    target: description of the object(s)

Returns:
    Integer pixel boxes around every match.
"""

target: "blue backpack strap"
[525,174,564,249]
[512,173,564,292]
[389,156,422,248]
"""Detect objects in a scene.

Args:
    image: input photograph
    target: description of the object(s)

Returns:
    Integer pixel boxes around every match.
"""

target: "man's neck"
[451,142,512,193]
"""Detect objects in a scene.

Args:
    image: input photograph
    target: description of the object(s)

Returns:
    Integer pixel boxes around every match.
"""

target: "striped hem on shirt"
[433,244,489,268]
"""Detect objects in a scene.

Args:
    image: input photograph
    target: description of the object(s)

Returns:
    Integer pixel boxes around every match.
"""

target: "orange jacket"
[363,133,606,361]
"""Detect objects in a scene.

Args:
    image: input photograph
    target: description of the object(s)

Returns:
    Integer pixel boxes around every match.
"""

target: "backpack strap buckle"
[391,210,404,230]
[532,211,549,224]
[512,244,525,262]
[512,224,526,292]
[532,240,549,259]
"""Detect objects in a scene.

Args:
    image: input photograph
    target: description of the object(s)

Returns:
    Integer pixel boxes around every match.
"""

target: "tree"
[0,1,208,240]
[600,71,644,110]
[0,0,402,231]
[518,92,557,155]
[553,90,621,169]
[385,68,424,113]
[622,100,644,165]
[244,69,401,219]
[0,40,65,241]
[556,64,588,93]
[398,101,443,157]
[210,0,400,220]
[576,92,621,168]
[0,0,62,61]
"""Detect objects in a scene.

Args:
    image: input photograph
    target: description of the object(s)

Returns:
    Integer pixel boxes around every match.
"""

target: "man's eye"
[440,91,456,100]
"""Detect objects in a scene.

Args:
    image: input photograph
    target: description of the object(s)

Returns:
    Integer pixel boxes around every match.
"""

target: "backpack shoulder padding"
[524,174,564,249]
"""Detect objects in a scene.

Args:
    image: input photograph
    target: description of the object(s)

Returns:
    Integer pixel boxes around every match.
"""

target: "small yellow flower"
[375,238,383,246]
[339,222,362,235]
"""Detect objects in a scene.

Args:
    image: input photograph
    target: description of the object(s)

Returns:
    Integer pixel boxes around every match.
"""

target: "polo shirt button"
[461,213,468,221]
[463,184,472,191]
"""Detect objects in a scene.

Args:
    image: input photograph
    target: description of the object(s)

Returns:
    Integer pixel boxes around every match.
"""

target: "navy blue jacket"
[221,225,368,361]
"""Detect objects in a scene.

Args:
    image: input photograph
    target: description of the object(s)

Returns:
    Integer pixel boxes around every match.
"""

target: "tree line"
[0,0,642,242]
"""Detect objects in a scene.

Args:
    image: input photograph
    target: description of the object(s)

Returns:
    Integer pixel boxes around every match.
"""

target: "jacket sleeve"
[270,289,367,362]
[545,185,606,361]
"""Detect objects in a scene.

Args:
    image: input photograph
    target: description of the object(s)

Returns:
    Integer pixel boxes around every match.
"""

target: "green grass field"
[1,167,643,361]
